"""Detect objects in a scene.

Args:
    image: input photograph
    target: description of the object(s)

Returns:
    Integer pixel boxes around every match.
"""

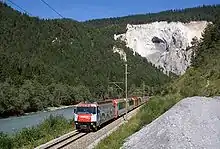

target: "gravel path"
[122,96,220,149]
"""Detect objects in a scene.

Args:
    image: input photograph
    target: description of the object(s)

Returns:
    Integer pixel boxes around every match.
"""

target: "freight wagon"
[73,96,148,132]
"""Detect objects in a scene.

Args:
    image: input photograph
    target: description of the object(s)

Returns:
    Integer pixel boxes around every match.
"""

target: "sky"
[5,0,220,21]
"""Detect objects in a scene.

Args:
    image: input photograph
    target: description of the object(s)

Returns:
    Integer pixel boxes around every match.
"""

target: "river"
[0,107,74,134]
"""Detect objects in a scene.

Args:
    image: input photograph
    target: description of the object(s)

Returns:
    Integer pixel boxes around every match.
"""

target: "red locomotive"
[73,96,148,131]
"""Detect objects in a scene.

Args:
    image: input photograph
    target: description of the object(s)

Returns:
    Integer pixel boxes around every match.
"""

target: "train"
[72,96,148,132]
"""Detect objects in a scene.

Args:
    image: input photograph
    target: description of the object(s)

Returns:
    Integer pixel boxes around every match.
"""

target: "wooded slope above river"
[1,3,220,117]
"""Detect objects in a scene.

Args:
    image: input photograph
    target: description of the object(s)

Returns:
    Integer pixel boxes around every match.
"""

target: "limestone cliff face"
[114,21,209,75]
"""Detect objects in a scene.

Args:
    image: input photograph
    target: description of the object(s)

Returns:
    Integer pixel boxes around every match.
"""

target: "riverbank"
[0,115,74,149]
[45,105,74,112]
[0,105,75,119]
[23,105,75,116]
[0,107,75,134]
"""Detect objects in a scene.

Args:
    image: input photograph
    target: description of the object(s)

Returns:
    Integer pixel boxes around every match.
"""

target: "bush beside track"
[95,94,181,149]
[0,115,74,149]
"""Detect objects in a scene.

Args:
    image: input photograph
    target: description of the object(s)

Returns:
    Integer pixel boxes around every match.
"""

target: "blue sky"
[6,0,219,21]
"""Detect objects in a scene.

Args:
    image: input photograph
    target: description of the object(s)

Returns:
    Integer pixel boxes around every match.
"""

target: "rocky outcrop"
[114,21,209,75]
[113,46,127,62]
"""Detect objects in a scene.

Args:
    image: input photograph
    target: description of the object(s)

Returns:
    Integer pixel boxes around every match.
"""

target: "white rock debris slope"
[122,96,220,149]
[114,21,209,75]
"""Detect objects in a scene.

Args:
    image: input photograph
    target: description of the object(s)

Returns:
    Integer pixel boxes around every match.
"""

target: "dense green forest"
[85,5,220,29]
[0,3,170,117]
[1,2,220,117]
[84,5,220,39]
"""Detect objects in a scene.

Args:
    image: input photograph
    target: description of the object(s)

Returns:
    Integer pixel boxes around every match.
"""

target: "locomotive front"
[73,103,98,131]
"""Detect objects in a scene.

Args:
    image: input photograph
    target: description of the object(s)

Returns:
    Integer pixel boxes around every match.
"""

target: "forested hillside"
[85,5,220,28]
[167,19,220,97]
[84,5,220,39]
[1,2,220,117]
[0,3,170,117]
[84,4,220,98]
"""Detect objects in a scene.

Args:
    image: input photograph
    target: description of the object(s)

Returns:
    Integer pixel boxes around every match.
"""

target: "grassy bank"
[0,115,74,149]
[95,94,181,149]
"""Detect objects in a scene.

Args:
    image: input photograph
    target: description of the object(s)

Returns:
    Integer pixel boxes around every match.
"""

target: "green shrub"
[0,115,74,149]
[0,132,13,149]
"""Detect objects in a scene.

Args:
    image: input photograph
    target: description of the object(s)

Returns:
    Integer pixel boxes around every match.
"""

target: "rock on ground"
[122,96,220,149]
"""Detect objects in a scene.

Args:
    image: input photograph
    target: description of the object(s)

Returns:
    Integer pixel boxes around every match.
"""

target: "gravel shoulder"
[122,96,220,149]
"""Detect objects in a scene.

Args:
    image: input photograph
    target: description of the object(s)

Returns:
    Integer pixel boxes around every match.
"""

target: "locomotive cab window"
[76,107,96,114]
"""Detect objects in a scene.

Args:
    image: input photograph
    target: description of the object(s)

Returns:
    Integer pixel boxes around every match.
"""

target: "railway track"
[35,102,147,149]
[35,130,87,149]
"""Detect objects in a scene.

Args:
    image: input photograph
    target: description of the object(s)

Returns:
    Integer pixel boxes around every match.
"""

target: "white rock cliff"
[114,21,209,75]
